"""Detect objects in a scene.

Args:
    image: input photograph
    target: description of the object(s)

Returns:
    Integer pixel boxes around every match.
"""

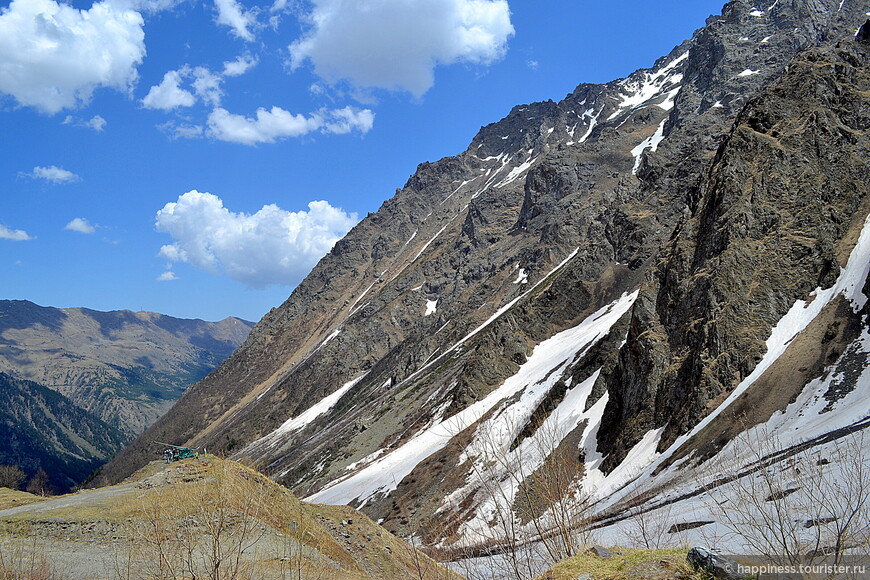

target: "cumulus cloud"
[0,0,146,113]
[159,121,205,139]
[0,224,33,241]
[23,165,80,183]
[191,67,223,106]
[157,270,179,281]
[288,0,513,96]
[142,70,196,110]
[64,217,96,234]
[143,66,226,110]
[155,190,358,287]
[63,114,107,131]
[215,0,257,41]
[222,54,258,77]
[206,105,373,145]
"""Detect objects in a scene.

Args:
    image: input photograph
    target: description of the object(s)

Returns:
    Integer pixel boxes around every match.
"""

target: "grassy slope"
[0,456,460,580]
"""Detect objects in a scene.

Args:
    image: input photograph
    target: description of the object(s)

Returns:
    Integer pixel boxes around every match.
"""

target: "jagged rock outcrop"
[98,0,870,551]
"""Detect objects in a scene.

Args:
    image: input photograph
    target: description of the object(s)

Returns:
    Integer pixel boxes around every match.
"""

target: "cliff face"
[100,1,870,548]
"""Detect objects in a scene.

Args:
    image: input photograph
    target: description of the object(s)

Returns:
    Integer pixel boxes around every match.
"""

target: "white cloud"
[159,121,205,139]
[157,270,179,281]
[323,106,375,134]
[63,114,107,131]
[0,0,146,113]
[143,66,225,110]
[155,190,358,287]
[192,67,223,106]
[23,165,80,183]
[288,0,513,96]
[206,105,373,145]
[142,70,196,110]
[0,224,33,241]
[222,54,258,77]
[215,0,257,41]
[64,217,96,234]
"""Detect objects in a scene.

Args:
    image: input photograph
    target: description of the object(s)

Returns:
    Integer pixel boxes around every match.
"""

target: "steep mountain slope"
[0,300,252,438]
[0,372,126,493]
[100,0,870,554]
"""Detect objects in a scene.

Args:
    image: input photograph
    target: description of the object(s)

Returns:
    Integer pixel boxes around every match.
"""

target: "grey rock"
[687,546,747,579]
[587,545,614,558]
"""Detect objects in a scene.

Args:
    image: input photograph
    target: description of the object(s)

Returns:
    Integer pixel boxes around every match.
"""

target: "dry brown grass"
[533,547,703,580]
[0,457,460,580]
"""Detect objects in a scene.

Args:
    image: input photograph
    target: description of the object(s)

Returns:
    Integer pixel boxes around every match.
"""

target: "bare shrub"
[0,467,25,491]
[701,427,870,570]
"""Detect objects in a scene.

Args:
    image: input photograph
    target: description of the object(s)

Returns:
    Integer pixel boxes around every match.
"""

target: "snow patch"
[245,374,367,453]
[738,69,760,77]
[631,120,666,174]
[495,156,536,188]
[607,52,688,121]
[307,291,638,508]
[749,8,765,16]
[513,268,528,285]
[425,299,438,316]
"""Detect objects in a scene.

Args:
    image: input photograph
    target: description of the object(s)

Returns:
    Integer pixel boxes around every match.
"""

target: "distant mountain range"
[0,300,252,490]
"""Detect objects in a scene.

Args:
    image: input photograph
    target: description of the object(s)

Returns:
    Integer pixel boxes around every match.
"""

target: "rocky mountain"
[99,0,870,560]
[0,372,127,493]
[0,300,252,439]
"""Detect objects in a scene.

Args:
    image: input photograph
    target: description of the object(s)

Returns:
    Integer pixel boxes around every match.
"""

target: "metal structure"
[155,442,200,463]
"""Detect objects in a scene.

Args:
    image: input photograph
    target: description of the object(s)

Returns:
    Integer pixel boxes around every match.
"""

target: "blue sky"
[0,0,723,323]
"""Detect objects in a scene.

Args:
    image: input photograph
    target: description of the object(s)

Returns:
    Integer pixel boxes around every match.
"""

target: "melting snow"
[349,281,377,314]
[738,68,760,77]
[631,120,666,174]
[306,291,638,507]
[440,177,478,206]
[495,156,537,188]
[320,329,340,347]
[411,223,449,263]
[607,52,688,121]
[749,8,765,16]
[425,299,438,316]
[513,268,528,284]
[578,107,601,143]
[245,374,367,453]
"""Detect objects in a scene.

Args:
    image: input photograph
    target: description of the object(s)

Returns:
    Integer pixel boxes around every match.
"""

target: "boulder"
[687,546,747,579]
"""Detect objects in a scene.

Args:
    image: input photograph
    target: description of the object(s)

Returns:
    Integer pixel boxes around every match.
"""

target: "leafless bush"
[701,427,870,571]
[455,413,593,580]
[0,528,64,580]
[0,467,26,491]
